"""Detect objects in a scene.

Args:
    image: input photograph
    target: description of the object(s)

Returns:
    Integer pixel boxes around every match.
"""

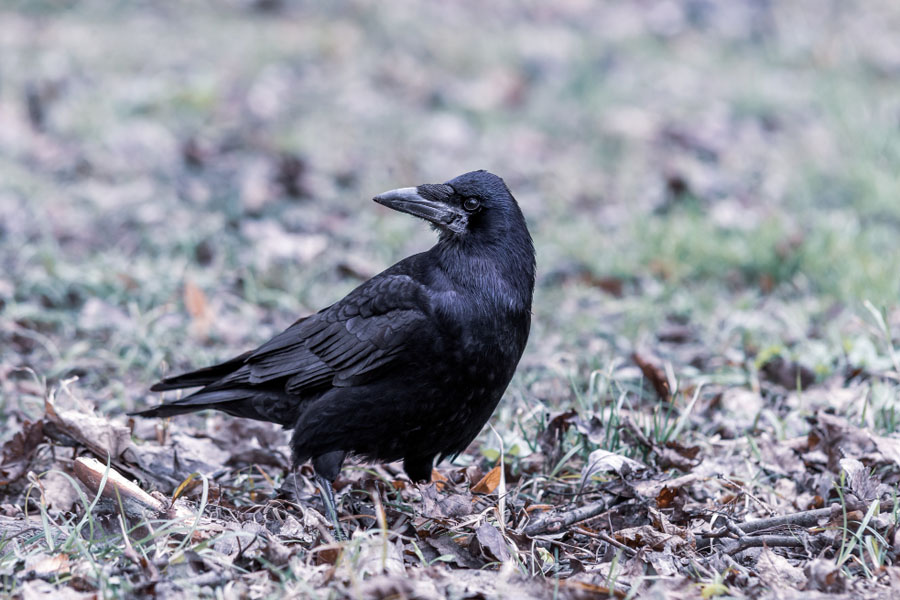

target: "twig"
[734,503,851,535]
[570,524,638,557]
[696,501,885,550]
[719,475,775,516]
[723,534,808,555]
[524,499,607,536]
[598,532,638,557]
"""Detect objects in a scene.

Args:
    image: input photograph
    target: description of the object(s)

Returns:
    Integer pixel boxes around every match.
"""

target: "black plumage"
[133,170,535,491]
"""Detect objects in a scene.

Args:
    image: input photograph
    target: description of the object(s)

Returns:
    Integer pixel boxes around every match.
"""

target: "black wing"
[245,272,432,391]
[135,270,434,422]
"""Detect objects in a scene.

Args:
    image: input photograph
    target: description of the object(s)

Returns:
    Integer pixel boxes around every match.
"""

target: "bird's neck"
[431,233,535,313]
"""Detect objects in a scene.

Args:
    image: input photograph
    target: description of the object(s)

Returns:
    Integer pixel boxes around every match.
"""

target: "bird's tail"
[132,350,298,426]
[131,351,252,419]
[130,386,295,423]
[129,401,215,419]
[128,384,244,418]
[148,351,251,391]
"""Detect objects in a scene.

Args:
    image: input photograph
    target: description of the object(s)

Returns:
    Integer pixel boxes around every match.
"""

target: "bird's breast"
[434,301,529,379]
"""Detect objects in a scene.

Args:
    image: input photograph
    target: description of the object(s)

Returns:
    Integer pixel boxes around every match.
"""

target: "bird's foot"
[315,473,346,541]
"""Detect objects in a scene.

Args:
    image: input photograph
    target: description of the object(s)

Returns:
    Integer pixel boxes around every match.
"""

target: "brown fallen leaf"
[538,409,577,460]
[809,411,900,475]
[631,352,671,402]
[37,470,82,513]
[0,419,44,485]
[431,468,449,491]
[313,544,342,566]
[839,457,884,504]
[422,534,483,569]
[471,465,501,494]
[657,441,701,471]
[45,393,132,462]
[656,485,678,509]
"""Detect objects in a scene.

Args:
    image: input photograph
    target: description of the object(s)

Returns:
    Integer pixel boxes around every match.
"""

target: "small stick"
[723,534,808,555]
[736,503,856,535]
[696,500,885,549]
[525,499,607,536]
[598,532,637,557]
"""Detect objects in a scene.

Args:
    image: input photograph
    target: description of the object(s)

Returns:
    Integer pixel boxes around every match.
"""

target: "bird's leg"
[312,451,348,541]
[316,473,345,541]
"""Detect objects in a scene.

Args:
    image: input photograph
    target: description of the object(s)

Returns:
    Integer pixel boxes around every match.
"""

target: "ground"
[2,1,900,598]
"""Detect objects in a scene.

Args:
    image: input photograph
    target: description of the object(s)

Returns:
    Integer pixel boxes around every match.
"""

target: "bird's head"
[373,170,528,243]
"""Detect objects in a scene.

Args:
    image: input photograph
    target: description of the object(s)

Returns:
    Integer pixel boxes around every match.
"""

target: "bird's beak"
[373,184,467,234]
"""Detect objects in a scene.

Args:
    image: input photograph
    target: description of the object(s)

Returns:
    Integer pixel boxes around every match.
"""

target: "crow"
[132,170,535,530]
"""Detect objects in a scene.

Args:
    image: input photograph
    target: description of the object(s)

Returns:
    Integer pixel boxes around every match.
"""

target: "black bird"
[132,170,535,529]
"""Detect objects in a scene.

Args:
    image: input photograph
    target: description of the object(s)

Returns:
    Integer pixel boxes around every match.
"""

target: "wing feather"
[245,273,432,393]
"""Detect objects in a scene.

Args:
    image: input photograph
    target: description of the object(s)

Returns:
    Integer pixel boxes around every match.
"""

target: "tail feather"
[131,387,299,426]
[136,350,300,425]
[129,402,218,419]
[149,351,252,391]
[129,388,248,419]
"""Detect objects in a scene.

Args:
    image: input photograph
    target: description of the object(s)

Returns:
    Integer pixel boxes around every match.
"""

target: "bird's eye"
[463,198,480,212]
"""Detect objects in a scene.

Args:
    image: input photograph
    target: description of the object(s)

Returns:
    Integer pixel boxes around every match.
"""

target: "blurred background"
[1,0,899,416]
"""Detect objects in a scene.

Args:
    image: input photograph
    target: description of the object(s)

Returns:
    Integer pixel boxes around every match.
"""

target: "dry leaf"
[632,352,671,402]
[760,356,816,390]
[420,483,473,519]
[657,441,701,471]
[0,420,44,485]
[25,553,70,578]
[538,409,577,463]
[431,468,449,491]
[471,465,502,494]
[803,559,845,593]
[45,393,132,461]
[423,535,482,569]
[39,470,81,513]
[615,523,689,552]
[581,449,647,484]
[656,485,678,509]
[756,547,806,590]
[474,523,511,562]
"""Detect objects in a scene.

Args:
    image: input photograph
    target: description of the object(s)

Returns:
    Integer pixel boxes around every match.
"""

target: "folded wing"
[134,271,433,424]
